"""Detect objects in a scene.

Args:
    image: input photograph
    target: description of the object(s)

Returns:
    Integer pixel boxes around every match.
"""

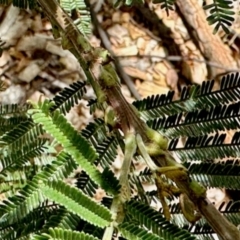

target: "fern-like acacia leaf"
[0,203,60,239]
[81,118,107,148]
[37,151,77,182]
[28,99,119,195]
[76,171,98,197]
[33,227,98,240]
[60,0,91,35]
[125,200,196,240]
[0,138,48,170]
[39,180,112,228]
[50,81,86,114]
[0,182,44,227]
[204,0,235,33]
[134,72,240,121]
[43,207,81,230]
[169,132,240,161]
[0,120,44,151]
[148,100,240,138]
[184,160,240,189]
[119,221,163,240]
[95,136,118,168]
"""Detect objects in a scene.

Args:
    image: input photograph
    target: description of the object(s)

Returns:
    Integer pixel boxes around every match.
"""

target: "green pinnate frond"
[133,91,176,121]
[39,180,112,228]
[0,153,77,229]
[28,99,97,161]
[0,182,44,227]
[0,116,30,136]
[28,99,119,195]
[169,132,240,161]
[43,207,80,230]
[148,101,240,138]
[80,219,105,238]
[1,120,44,151]
[0,165,40,197]
[95,136,118,168]
[60,0,87,11]
[218,201,240,224]
[0,104,30,136]
[60,0,91,35]
[34,227,98,240]
[101,167,121,193]
[0,203,60,240]
[88,99,105,114]
[76,171,98,197]
[119,221,163,240]
[204,0,235,34]
[125,200,196,240]
[81,118,107,148]
[185,160,240,189]
[0,138,48,170]
[33,155,56,166]
[135,72,240,122]
[50,81,86,115]
[0,104,30,116]
[36,151,77,182]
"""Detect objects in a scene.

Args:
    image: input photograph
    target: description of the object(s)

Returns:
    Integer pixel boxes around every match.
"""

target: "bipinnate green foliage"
[28,98,119,195]
[39,180,112,228]
[203,0,235,34]
[0,81,118,239]
[122,200,196,240]
[33,227,99,240]
[0,69,239,240]
[0,1,239,240]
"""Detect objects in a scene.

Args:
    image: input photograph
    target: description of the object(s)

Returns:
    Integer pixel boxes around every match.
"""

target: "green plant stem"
[102,132,137,240]
[36,0,240,239]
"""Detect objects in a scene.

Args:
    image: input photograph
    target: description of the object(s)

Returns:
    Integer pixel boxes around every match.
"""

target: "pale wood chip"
[124,66,152,81]
[151,46,166,62]
[15,57,31,73]
[112,45,138,56]
[107,24,128,39]
[45,41,67,57]
[112,11,121,23]
[0,6,31,46]
[0,51,10,67]
[144,39,158,55]
[128,23,146,40]
[18,62,41,82]
[0,84,25,103]
[166,69,179,89]
[153,62,169,75]
[59,53,81,71]
[121,12,131,23]
[136,80,169,97]
[136,37,147,52]
[17,34,48,51]
[31,14,43,32]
